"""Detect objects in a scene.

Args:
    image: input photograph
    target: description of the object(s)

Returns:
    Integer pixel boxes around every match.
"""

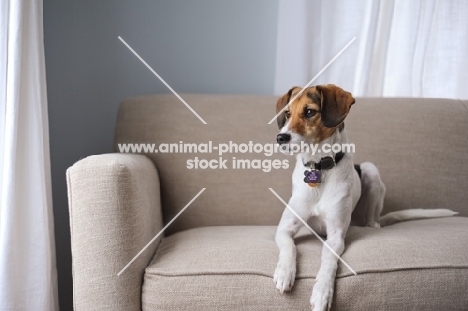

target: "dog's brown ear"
[276,87,296,129]
[316,84,355,128]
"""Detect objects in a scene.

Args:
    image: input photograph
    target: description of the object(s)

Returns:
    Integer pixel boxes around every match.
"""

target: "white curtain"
[275,0,468,99]
[0,0,58,310]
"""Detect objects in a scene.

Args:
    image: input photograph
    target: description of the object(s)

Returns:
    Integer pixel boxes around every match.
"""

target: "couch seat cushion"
[142,217,468,310]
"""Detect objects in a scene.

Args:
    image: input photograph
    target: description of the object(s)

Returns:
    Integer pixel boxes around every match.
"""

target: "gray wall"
[43,1,278,309]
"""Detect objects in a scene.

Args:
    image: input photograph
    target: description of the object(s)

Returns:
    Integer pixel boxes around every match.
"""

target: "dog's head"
[275,84,355,147]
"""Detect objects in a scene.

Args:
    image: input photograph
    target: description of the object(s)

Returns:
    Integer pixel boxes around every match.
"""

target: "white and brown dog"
[273,84,456,311]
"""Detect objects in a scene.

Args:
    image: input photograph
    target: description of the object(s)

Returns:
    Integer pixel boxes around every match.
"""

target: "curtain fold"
[0,0,58,310]
[275,0,468,99]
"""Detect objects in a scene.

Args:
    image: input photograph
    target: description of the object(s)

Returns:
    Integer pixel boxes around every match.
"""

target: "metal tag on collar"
[304,169,321,187]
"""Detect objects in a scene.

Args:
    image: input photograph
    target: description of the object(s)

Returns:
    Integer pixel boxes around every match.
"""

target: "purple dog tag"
[304,169,321,184]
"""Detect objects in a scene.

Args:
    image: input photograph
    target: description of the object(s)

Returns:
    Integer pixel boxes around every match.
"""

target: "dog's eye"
[305,109,317,118]
[285,110,290,118]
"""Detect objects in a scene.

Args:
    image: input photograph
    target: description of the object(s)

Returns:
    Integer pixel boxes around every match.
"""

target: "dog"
[273,84,457,311]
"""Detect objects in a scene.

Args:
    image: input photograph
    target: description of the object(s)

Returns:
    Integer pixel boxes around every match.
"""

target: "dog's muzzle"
[276,133,291,145]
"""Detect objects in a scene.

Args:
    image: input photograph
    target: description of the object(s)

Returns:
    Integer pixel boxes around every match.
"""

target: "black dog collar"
[303,152,345,187]
[303,152,345,170]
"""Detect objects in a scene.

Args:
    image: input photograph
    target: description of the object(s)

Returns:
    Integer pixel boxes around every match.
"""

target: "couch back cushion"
[114,95,468,234]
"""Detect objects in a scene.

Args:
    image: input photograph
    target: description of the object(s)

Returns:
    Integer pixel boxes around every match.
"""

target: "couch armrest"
[67,153,163,311]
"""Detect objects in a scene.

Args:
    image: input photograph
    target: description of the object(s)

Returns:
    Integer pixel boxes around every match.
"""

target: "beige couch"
[67,95,468,310]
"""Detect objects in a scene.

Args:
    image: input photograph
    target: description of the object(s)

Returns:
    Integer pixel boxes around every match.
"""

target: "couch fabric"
[142,218,468,310]
[67,154,163,310]
[114,95,468,235]
[68,95,468,310]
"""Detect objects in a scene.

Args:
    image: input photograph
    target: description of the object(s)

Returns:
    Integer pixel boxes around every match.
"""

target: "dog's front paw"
[273,261,296,293]
[310,279,334,311]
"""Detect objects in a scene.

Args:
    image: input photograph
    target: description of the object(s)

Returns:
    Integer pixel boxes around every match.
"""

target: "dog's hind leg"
[352,162,386,227]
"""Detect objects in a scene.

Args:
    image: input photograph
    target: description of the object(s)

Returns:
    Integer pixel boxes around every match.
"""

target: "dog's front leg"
[274,202,306,293]
[310,226,346,311]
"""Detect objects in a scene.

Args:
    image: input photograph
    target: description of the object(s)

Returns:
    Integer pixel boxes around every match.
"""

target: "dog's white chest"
[291,156,360,217]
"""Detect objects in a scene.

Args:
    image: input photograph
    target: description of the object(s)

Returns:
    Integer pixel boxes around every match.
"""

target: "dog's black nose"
[276,133,291,145]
